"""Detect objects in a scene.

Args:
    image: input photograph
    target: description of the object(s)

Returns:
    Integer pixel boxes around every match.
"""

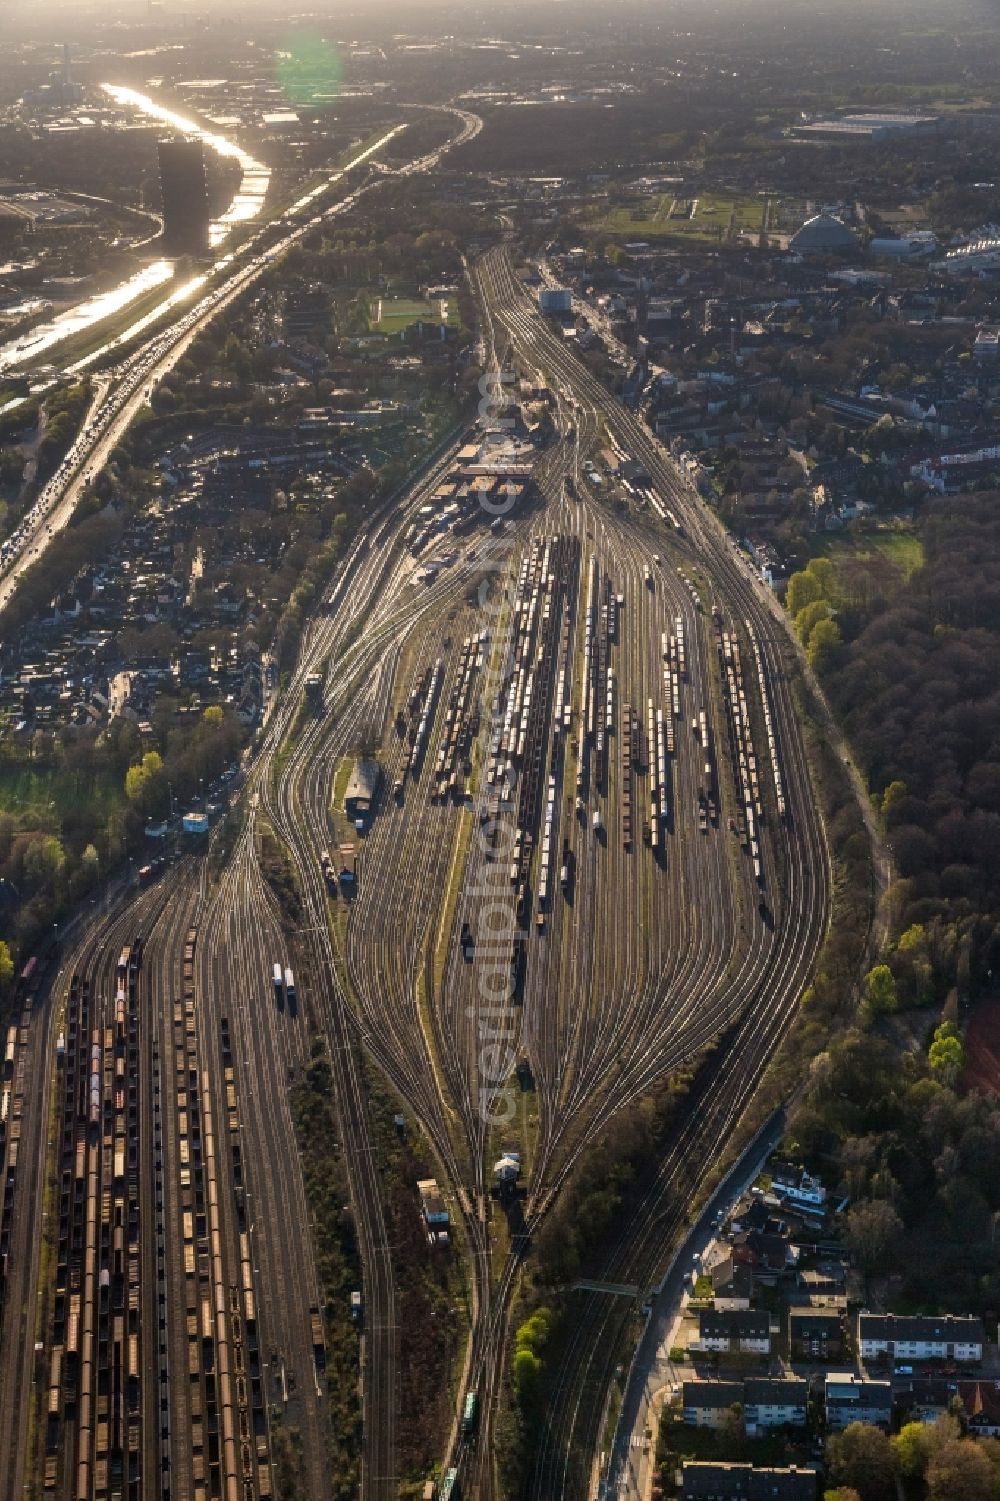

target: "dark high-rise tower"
[157,138,211,256]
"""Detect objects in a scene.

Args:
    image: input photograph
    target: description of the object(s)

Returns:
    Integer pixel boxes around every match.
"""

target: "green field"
[0,760,124,830]
[813,527,925,604]
[368,295,460,334]
[588,191,767,244]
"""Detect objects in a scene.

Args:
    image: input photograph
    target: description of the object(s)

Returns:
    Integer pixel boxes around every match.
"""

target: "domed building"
[789,212,859,253]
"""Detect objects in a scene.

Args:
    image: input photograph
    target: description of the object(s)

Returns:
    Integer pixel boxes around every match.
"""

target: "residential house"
[858,1313,985,1365]
[744,1378,809,1433]
[732,1230,799,1282]
[682,1381,745,1429]
[696,1309,771,1355]
[789,1307,845,1361]
[769,1162,827,1210]
[960,1381,1000,1437]
[903,1378,960,1428]
[825,1374,893,1431]
[712,1256,754,1310]
[681,1462,816,1501]
[796,1266,845,1297]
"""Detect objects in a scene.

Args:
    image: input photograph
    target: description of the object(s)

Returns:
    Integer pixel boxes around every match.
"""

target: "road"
[606,1113,787,1501]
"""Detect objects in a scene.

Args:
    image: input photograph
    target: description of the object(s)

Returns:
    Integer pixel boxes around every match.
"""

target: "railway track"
[0,209,840,1501]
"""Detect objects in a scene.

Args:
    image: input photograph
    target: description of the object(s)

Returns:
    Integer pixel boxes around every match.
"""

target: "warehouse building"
[344,759,381,823]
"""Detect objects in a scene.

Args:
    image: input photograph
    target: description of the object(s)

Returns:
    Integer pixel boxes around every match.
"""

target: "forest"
[821,496,1000,987]
[785,495,1000,1315]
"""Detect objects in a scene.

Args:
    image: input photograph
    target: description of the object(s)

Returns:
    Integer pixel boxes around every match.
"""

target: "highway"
[0,107,481,617]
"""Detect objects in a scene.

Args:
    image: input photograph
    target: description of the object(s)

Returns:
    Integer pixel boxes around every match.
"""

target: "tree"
[202,705,224,726]
[926,1439,1000,1501]
[0,940,13,989]
[513,1307,555,1420]
[929,1023,965,1085]
[892,1422,934,1480]
[843,1199,902,1273]
[786,569,823,616]
[828,1424,894,1501]
[513,1346,543,1405]
[795,599,832,642]
[124,751,167,817]
[719,1402,747,1454]
[862,964,898,1021]
[24,836,65,889]
[807,616,842,671]
[893,1417,962,1482]
[808,556,836,595]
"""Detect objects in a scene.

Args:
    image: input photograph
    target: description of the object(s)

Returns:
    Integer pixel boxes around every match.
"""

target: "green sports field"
[368,296,461,333]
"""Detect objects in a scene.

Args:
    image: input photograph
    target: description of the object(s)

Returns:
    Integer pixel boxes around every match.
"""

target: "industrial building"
[538,286,573,315]
[789,213,859,254]
[344,759,381,823]
[158,138,211,256]
[941,237,1000,274]
[869,232,937,258]
[793,111,939,141]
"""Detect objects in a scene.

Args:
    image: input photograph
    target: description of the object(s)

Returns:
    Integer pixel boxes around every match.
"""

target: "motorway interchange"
[0,138,831,1501]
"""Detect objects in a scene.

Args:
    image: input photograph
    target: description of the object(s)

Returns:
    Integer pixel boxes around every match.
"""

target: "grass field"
[368,295,460,334]
[0,760,124,830]
[813,527,925,605]
[588,191,767,244]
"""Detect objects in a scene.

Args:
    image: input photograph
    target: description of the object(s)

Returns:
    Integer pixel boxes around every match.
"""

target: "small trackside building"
[825,1373,893,1431]
[681,1463,816,1501]
[858,1312,985,1365]
[695,1308,771,1355]
[417,1178,450,1245]
[682,1381,744,1429]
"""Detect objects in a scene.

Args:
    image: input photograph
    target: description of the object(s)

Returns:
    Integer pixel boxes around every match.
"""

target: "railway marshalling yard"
[0,244,833,1501]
